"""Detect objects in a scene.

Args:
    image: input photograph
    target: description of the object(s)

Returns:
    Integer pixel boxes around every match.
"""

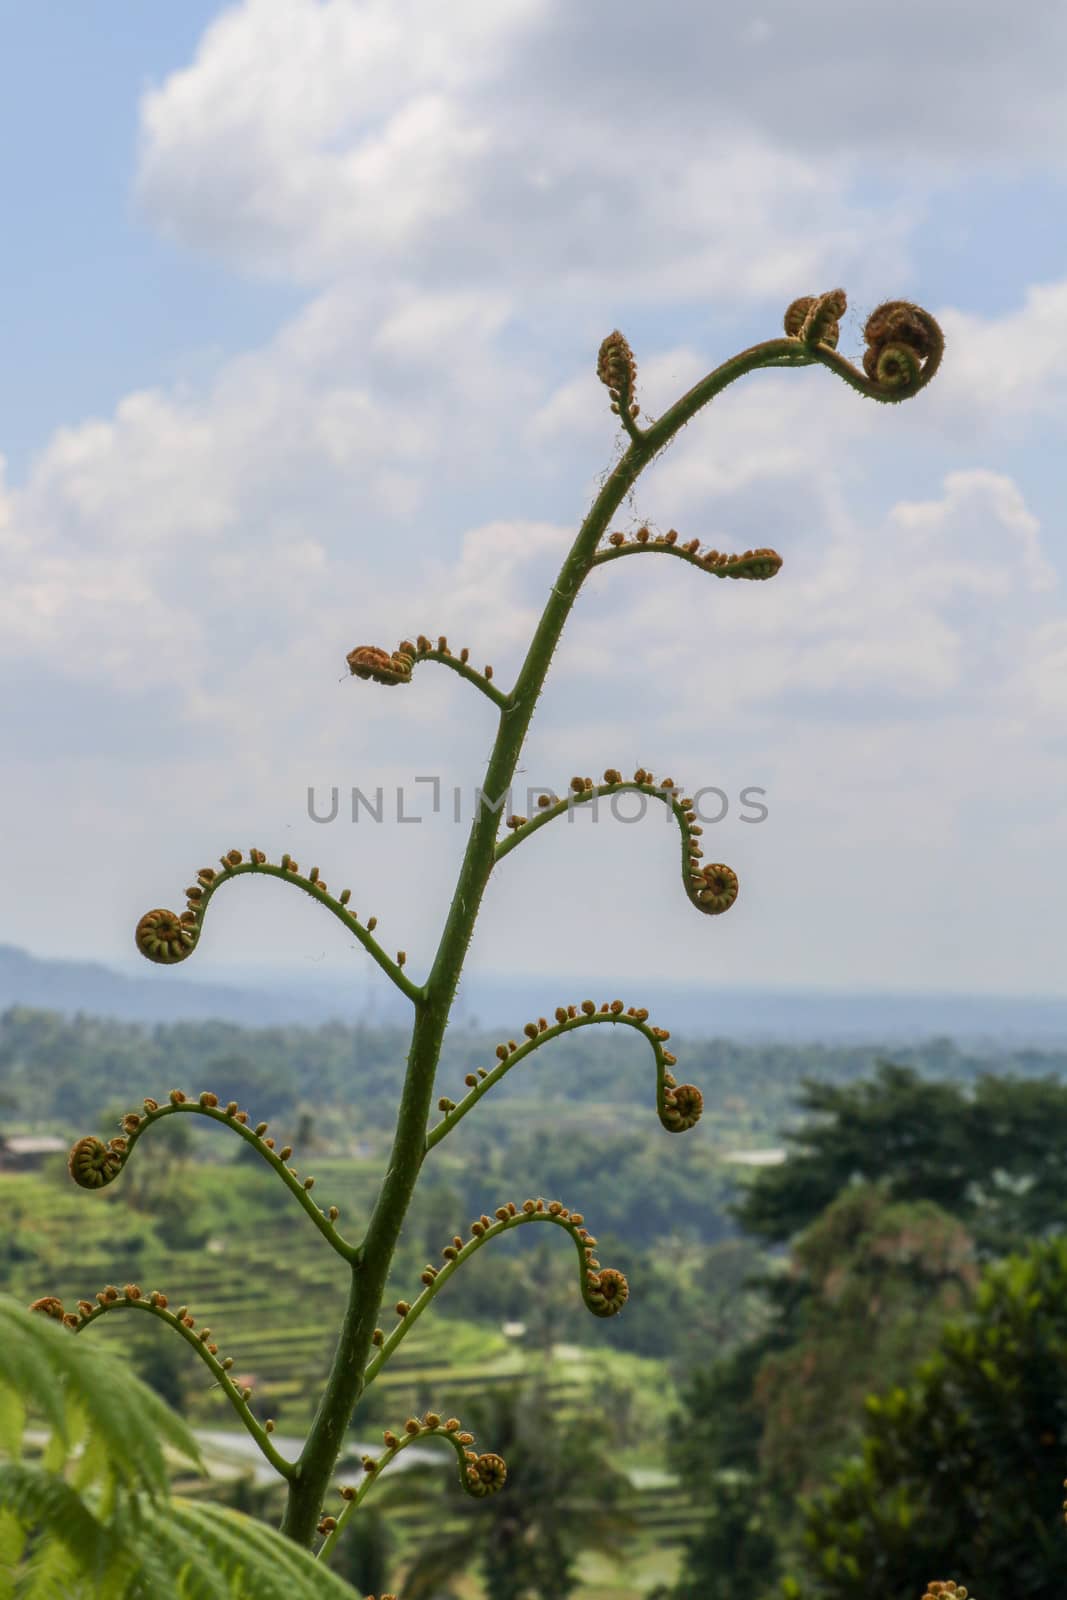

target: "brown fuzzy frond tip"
[346,645,413,686]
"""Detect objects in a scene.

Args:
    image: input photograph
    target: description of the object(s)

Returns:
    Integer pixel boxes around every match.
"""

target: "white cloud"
[8,0,1067,992]
[133,0,923,305]
[923,281,1067,438]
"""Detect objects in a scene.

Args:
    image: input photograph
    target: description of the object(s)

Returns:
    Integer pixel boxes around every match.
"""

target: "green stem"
[413,649,508,708]
[194,860,422,1003]
[424,1007,679,1156]
[75,1298,295,1479]
[360,1206,614,1388]
[279,330,826,1548]
[111,1100,357,1260]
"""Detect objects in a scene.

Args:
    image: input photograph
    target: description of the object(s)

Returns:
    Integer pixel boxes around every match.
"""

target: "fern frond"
[2,1295,204,1500]
[0,1463,118,1583]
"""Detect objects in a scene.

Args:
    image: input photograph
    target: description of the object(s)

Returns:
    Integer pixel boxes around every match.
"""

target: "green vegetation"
[5,1007,1067,1593]
[0,1294,366,1598]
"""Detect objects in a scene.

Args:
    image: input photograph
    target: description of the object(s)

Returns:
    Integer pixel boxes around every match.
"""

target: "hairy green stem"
[280,331,800,1547]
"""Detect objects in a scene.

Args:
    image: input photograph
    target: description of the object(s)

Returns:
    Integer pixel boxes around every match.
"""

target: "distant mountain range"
[4,942,1067,1045]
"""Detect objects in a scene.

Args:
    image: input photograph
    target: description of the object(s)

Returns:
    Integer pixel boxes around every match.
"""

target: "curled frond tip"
[862,298,943,390]
[586,1266,630,1318]
[135,908,196,965]
[597,328,640,419]
[690,862,739,916]
[68,1134,126,1190]
[785,289,943,396]
[784,291,844,349]
[346,644,413,686]
[466,1451,508,1496]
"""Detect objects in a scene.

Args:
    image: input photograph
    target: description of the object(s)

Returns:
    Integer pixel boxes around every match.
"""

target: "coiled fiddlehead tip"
[586,1266,630,1318]
[135,907,196,965]
[68,1134,125,1189]
[923,1585,969,1600]
[784,293,843,350]
[597,329,637,390]
[721,547,782,580]
[861,299,943,392]
[466,1451,508,1496]
[691,863,739,915]
[597,328,640,420]
[346,644,413,686]
[662,1082,703,1133]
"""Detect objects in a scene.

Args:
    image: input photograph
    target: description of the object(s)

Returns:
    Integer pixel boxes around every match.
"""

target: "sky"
[3,0,1067,1010]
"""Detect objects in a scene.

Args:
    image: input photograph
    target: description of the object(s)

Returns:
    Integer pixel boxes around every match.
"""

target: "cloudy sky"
[3,0,1067,1010]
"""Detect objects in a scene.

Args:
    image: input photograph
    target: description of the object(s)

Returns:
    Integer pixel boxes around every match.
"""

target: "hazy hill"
[4,942,1067,1044]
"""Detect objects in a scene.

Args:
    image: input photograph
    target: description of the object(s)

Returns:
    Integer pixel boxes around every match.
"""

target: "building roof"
[2,1135,67,1155]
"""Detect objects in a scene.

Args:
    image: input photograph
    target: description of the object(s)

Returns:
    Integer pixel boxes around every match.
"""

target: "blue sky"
[4,0,1067,1006]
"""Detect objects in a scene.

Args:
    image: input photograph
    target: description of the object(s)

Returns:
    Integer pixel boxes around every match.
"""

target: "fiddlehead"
[348,634,506,708]
[495,767,738,918]
[597,328,644,444]
[427,997,701,1153]
[65,1089,356,1261]
[315,1410,507,1561]
[782,288,944,404]
[592,526,782,580]
[784,288,846,349]
[29,1285,295,1479]
[362,1194,630,1387]
[135,847,420,1003]
[344,645,414,686]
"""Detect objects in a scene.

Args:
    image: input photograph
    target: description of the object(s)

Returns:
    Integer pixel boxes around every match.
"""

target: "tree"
[669,1473,782,1600]
[783,1235,1067,1600]
[394,1365,637,1599]
[668,1184,983,1599]
[751,1183,980,1506]
[729,1063,1067,1261]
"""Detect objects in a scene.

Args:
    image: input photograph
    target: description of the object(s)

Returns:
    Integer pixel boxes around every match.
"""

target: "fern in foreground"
[0,1294,363,1598]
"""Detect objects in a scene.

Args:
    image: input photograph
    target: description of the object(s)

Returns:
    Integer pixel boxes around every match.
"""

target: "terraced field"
[4,1160,707,1594]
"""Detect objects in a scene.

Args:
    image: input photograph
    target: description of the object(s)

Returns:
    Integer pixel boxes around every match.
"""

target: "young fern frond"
[30,1284,295,1480]
[597,328,645,444]
[362,1194,629,1389]
[426,999,698,1153]
[136,848,420,1002]
[65,1089,355,1260]
[349,636,506,708]
[783,291,944,403]
[495,769,738,917]
[4,1296,200,1500]
[316,1410,507,1563]
[25,286,953,1574]
[592,527,783,579]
